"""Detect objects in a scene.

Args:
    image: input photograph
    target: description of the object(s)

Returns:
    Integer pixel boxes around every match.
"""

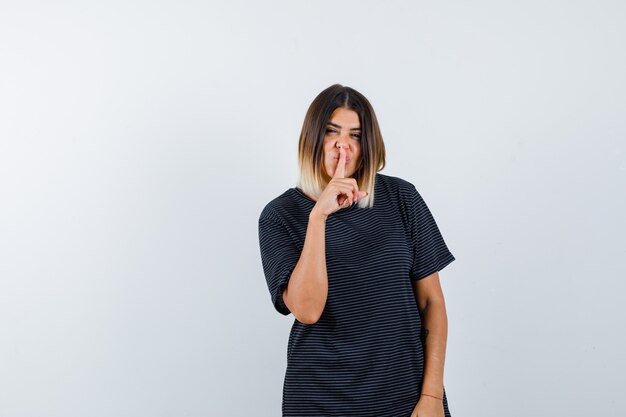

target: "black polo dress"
[258,172,456,417]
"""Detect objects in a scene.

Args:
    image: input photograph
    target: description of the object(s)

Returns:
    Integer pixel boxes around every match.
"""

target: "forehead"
[328,108,360,128]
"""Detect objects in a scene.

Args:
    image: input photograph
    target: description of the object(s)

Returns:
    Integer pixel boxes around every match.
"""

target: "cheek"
[322,155,333,172]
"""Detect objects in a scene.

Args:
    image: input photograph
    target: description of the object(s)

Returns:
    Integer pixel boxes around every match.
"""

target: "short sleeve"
[258,212,302,315]
[407,185,456,281]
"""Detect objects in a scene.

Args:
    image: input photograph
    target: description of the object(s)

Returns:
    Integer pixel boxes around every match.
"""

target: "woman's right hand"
[311,145,368,219]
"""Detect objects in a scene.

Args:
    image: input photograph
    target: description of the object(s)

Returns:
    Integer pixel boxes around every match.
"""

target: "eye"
[325,128,337,134]
[352,133,361,139]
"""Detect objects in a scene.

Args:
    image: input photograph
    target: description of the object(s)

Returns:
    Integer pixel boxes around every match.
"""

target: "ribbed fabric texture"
[258,172,455,417]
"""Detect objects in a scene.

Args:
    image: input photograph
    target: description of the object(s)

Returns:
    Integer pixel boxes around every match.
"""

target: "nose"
[335,135,351,150]
[335,142,349,152]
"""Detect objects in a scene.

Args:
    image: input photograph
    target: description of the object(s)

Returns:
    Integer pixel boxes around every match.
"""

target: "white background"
[1,1,625,416]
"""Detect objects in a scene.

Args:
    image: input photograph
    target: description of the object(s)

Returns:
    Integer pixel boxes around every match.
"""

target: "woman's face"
[321,107,362,183]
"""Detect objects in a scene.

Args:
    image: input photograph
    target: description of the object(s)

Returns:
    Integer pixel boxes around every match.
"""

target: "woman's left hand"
[410,395,445,417]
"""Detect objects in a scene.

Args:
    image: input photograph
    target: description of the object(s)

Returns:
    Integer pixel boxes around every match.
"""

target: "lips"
[334,156,350,162]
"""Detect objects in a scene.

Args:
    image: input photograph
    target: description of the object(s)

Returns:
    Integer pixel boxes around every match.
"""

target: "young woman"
[258,84,456,417]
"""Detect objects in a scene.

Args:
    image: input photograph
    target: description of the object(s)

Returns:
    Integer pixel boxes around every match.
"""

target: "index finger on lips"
[333,145,346,179]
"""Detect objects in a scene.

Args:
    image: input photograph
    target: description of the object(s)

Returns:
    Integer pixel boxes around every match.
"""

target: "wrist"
[309,208,327,222]
[420,392,444,401]
[421,382,444,399]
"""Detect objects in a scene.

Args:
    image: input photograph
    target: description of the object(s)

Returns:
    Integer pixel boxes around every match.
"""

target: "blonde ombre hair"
[296,84,386,209]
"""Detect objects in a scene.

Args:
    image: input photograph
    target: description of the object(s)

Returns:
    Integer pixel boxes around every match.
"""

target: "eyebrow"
[327,122,361,131]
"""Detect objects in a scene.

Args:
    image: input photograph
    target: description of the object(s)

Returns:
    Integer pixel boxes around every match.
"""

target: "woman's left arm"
[413,271,448,400]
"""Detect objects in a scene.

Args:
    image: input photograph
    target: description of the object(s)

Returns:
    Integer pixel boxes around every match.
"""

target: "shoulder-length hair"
[296,84,386,209]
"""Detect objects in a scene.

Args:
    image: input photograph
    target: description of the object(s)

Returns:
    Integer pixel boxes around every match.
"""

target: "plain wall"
[1,1,625,416]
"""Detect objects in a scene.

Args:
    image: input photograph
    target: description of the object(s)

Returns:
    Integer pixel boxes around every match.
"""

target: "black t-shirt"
[258,172,455,417]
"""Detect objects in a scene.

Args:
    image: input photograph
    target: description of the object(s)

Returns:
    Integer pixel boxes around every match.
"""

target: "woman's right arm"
[281,209,328,324]
[282,146,367,324]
